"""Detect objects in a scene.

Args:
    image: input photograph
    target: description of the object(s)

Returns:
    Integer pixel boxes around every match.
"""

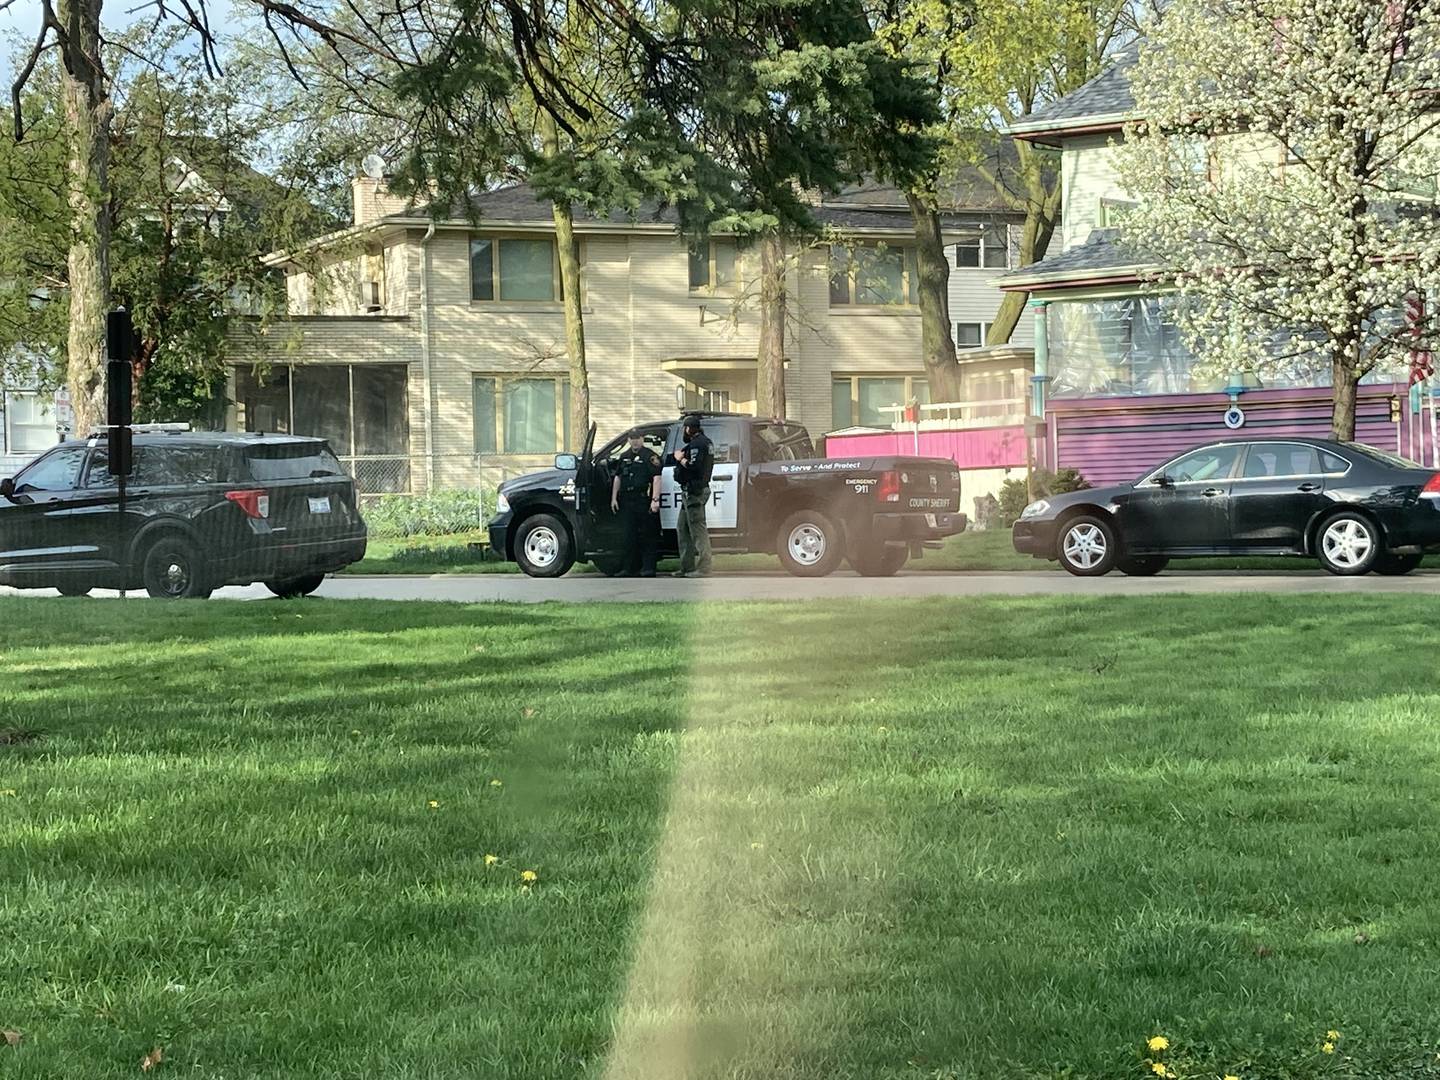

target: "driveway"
[5,570,1439,603]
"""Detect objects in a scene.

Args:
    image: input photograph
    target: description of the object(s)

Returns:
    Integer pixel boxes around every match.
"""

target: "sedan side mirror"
[1152,474,1174,488]
[554,453,578,471]
[0,477,13,499]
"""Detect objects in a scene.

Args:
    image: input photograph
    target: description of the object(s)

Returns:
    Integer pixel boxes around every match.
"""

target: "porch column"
[1028,297,1050,417]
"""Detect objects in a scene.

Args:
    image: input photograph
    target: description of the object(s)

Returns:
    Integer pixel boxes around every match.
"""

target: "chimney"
[351,176,418,226]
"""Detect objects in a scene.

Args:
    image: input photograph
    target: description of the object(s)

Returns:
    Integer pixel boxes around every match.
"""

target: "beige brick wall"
[242,223,1038,492]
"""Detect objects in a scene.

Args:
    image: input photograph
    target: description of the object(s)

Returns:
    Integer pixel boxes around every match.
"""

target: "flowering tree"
[1115,0,1440,439]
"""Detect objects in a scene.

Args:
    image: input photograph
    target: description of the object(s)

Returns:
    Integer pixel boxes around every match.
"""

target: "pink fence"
[825,425,1028,470]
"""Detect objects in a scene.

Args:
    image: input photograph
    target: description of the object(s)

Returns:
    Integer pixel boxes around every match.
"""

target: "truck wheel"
[776,509,844,577]
[847,544,908,577]
[514,514,575,578]
[588,552,624,576]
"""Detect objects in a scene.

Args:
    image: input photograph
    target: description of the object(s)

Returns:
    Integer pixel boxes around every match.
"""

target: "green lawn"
[347,525,1439,576]
[5,596,1440,1079]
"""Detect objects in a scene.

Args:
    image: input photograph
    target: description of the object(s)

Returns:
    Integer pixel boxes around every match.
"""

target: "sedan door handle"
[1201,487,1225,498]
[1297,483,1322,493]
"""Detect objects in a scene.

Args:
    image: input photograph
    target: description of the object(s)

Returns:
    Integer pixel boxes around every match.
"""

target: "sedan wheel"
[1117,555,1169,577]
[1375,552,1424,576]
[1057,515,1118,576]
[1316,513,1380,576]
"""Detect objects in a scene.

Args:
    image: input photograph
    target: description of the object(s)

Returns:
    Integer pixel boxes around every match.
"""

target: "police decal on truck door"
[658,420,740,530]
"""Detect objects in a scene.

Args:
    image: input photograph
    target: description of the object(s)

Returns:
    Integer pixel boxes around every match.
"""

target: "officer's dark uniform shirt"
[616,447,662,500]
[675,431,714,493]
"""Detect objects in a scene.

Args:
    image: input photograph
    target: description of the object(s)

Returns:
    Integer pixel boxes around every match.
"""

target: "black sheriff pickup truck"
[487,412,967,577]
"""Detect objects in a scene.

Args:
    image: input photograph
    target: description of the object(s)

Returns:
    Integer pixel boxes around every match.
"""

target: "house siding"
[1058,134,1128,251]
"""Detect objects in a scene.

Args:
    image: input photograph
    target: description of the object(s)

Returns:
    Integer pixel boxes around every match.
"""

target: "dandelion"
[0,789,15,797]
[490,779,503,788]
[750,842,765,850]
[427,800,440,809]
[484,854,499,867]
[1326,1030,1341,1042]
[1148,1036,1170,1053]
[350,729,362,736]
[1224,1075,1241,1080]
[1150,1063,1172,1078]
[1321,1042,1335,1055]
[520,869,538,885]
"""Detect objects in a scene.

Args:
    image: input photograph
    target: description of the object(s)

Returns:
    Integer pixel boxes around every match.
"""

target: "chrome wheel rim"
[1322,518,1373,568]
[523,526,560,568]
[787,524,826,566]
[1063,523,1107,570]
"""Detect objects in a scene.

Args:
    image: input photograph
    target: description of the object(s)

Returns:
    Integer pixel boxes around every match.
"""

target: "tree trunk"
[906,191,960,400]
[540,113,590,452]
[1331,355,1360,441]
[987,187,1060,345]
[58,0,113,439]
[756,231,787,419]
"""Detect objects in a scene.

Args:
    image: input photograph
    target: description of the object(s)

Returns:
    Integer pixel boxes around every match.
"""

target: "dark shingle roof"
[994,227,1155,289]
[1011,48,1139,143]
[824,137,1027,213]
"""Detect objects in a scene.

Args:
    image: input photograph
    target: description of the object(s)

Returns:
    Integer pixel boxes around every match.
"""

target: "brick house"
[228,178,1032,493]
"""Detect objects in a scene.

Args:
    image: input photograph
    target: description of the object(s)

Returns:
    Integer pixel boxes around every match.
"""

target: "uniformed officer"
[610,429,663,577]
[672,414,714,577]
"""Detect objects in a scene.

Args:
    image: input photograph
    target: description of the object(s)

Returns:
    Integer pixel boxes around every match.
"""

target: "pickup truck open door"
[658,416,742,537]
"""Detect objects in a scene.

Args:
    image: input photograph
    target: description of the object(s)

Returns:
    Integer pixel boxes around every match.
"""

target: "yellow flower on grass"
[490,779,503,788]
[1321,1042,1335,1055]
[484,854,499,867]
[1224,1075,1241,1080]
[0,789,15,797]
[427,800,440,809]
[1150,1063,1173,1078]
[1326,1030,1341,1042]
[1147,1036,1170,1053]
[520,869,538,885]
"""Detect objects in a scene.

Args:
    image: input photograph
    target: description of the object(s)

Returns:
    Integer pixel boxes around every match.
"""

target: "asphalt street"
[4,570,1439,603]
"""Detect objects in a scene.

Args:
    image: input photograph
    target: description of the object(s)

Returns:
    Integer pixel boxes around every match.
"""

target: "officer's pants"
[677,485,712,574]
[619,495,660,576]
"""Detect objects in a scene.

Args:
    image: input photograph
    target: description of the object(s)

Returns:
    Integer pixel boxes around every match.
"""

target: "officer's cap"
[683,414,703,430]
[626,427,644,439]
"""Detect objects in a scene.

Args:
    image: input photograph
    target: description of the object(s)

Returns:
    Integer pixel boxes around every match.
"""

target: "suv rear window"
[244,443,345,482]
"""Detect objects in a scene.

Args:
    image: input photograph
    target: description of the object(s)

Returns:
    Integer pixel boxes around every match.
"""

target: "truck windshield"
[752,422,813,462]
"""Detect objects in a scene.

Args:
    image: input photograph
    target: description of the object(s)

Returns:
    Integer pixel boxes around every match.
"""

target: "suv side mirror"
[0,477,13,499]
[554,453,578,471]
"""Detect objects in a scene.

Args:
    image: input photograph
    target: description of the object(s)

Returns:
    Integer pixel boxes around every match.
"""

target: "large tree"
[1114,0,1440,439]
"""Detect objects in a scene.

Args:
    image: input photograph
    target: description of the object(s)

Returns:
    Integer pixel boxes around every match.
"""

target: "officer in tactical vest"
[610,429,663,577]
[672,414,714,577]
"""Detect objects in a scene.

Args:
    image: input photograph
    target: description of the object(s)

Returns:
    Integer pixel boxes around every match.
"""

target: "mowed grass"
[4,597,1440,1078]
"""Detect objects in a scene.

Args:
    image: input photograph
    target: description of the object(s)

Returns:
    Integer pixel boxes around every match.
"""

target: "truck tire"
[776,509,844,577]
[588,551,624,576]
[847,544,908,577]
[514,513,576,578]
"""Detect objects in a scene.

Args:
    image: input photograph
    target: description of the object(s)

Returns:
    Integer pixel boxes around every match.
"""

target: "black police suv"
[0,431,367,598]
[488,412,967,578]
[1012,438,1440,576]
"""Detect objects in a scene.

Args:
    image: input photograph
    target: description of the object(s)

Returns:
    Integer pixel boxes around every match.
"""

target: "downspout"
[419,222,436,492]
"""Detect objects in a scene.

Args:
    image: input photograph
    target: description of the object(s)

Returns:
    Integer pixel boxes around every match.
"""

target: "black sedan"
[1012,438,1440,576]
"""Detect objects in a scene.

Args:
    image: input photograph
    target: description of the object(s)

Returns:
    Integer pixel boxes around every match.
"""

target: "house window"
[1167,135,1211,187]
[1097,198,1139,228]
[829,244,918,307]
[3,391,57,454]
[473,375,571,455]
[954,226,1010,270]
[688,239,737,292]
[831,374,930,429]
[469,235,564,302]
[955,322,985,349]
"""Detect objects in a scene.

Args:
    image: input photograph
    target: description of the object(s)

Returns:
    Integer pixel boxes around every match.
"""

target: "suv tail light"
[226,489,271,519]
[1423,473,1440,497]
[876,471,901,503]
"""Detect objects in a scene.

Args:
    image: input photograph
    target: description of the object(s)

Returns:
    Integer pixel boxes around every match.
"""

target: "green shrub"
[997,468,1090,527]
[361,489,494,538]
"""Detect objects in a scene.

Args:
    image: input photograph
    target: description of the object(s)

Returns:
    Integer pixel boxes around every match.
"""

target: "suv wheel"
[141,536,212,599]
[776,509,843,577]
[515,514,575,578]
[1056,514,1118,576]
[1316,512,1379,576]
[265,574,326,598]
[55,584,92,597]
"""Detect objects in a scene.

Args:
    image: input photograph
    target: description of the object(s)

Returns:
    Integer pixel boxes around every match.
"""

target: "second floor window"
[955,322,986,348]
[470,236,559,302]
[829,244,918,307]
[955,226,1009,269]
[688,240,738,292]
